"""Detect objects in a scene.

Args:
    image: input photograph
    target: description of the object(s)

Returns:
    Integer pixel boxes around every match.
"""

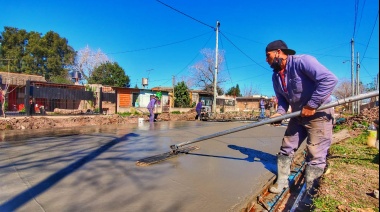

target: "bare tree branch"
[71,45,111,82]
[189,48,228,91]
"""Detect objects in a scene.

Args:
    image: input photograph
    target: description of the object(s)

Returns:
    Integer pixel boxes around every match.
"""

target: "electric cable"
[356,0,367,35]
[220,31,264,45]
[219,31,269,72]
[219,34,232,86]
[107,31,212,54]
[353,0,359,38]
[156,0,215,30]
[159,30,215,86]
[359,10,378,64]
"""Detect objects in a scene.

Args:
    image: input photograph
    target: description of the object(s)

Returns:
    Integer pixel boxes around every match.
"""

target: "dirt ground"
[0,111,199,131]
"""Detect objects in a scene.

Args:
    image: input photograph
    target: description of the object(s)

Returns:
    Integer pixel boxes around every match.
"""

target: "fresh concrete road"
[0,121,286,212]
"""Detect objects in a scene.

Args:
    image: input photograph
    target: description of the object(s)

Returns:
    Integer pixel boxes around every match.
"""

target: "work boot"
[269,154,292,194]
[296,165,325,211]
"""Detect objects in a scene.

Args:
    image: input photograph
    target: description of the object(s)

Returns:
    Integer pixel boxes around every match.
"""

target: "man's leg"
[297,108,334,209]
[305,108,334,169]
[149,109,154,122]
[270,117,307,193]
[269,154,292,193]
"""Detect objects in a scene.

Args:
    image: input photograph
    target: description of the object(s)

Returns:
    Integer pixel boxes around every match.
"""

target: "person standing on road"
[195,100,203,120]
[147,95,158,123]
[265,40,338,208]
[259,97,266,119]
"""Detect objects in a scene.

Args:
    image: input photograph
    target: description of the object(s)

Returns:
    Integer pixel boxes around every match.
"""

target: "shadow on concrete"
[187,144,277,174]
[228,144,277,173]
[0,133,139,212]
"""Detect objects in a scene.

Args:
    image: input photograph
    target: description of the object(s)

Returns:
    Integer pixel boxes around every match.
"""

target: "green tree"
[174,81,191,107]
[0,27,75,82]
[88,62,130,87]
[204,84,224,95]
[225,84,241,97]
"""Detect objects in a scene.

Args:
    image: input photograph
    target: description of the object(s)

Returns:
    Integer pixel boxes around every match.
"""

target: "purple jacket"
[147,98,157,110]
[260,99,265,109]
[272,54,338,115]
[196,102,202,111]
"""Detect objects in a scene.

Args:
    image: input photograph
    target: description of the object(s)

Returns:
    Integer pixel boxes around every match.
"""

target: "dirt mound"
[0,107,378,132]
[0,111,198,131]
[0,115,140,131]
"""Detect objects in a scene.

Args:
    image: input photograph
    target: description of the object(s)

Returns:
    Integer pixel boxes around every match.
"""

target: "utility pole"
[212,21,220,114]
[350,38,355,114]
[172,75,175,108]
[356,52,360,114]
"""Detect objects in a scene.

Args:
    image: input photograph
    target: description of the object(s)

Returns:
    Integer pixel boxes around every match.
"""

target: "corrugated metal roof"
[0,72,46,85]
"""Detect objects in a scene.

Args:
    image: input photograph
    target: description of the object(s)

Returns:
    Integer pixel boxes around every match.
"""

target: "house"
[235,95,270,112]
[0,72,46,112]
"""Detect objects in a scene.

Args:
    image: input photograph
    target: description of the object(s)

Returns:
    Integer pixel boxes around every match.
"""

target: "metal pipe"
[170,90,379,151]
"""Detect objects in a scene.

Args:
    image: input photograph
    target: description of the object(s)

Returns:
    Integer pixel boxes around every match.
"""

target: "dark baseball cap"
[266,40,296,55]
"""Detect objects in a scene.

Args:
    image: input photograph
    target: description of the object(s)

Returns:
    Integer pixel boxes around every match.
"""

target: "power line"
[360,10,379,64]
[220,31,264,45]
[219,34,233,85]
[219,31,269,72]
[353,0,359,38]
[305,42,349,54]
[356,0,367,34]
[160,30,214,86]
[156,0,215,30]
[107,31,212,54]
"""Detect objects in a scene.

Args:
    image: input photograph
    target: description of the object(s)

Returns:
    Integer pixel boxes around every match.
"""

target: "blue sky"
[1,0,379,96]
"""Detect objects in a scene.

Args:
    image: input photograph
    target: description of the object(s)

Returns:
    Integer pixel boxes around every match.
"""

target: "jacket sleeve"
[300,55,338,108]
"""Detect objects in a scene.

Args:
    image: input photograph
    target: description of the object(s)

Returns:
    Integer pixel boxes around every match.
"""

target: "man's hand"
[270,113,282,118]
[301,105,316,117]
[270,113,282,126]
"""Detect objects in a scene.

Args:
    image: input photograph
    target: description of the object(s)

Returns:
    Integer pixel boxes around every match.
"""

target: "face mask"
[270,56,283,72]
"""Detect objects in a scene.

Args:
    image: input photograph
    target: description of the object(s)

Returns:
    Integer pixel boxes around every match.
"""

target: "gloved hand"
[301,105,316,117]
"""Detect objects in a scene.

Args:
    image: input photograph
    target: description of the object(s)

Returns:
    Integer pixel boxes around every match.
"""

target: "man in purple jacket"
[195,100,203,120]
[147,95,158,123]
[265,40,338,208]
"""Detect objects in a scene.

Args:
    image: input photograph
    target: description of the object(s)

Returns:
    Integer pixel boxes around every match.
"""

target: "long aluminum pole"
[170,91,379,151]
[212,21,220,114]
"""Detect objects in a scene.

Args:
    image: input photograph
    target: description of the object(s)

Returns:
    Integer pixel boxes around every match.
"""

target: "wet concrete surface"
[0,121,287,212]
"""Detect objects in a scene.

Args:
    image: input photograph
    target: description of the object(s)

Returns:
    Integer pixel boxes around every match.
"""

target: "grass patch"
[313,131,379,211]
[117,111,141,117]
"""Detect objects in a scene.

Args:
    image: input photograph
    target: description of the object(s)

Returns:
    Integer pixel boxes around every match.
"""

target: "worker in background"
[29,98,35,115]
[265,40,338,210]
[259,96,266,119]
[195,100,203,120]
[147,95,158,123]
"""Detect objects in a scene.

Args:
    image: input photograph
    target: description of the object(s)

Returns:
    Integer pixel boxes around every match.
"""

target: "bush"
[171,111,181,114]
[118,112,132,117]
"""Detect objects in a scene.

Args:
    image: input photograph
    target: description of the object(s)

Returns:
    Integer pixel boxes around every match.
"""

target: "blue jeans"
[260,108,265,118]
